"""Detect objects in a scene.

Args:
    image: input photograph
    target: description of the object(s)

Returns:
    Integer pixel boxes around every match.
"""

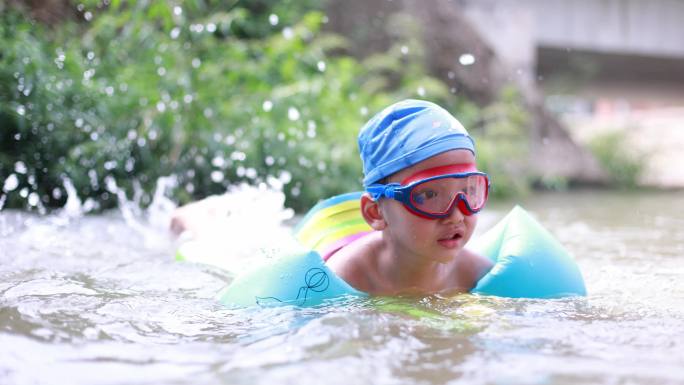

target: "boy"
[326,99,494,296]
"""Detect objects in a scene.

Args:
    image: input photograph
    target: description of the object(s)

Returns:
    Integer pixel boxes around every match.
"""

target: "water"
[1,188,683,385]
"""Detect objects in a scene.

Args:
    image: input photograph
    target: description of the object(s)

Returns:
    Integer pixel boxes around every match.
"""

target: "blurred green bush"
[0,0,531,213]
[587,131,644,188]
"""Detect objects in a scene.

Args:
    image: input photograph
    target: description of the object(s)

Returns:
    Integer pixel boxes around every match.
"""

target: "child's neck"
[377,233,453,294]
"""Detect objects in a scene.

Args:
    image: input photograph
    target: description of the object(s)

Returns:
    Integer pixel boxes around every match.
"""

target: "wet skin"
[327,149,493,296]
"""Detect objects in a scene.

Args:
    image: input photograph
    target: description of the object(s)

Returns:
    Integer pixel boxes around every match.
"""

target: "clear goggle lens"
[409,174,488,215]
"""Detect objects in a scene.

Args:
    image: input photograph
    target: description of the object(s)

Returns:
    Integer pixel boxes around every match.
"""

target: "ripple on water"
[1,190,684,385]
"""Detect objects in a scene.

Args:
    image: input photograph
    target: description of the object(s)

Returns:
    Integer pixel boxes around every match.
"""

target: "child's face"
[379,149,478,264]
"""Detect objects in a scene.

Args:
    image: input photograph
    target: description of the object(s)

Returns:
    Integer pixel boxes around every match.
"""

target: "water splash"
[61,177,83,217]
[104,176,174,249]
[147,176,178,231]
[172,182,297,274]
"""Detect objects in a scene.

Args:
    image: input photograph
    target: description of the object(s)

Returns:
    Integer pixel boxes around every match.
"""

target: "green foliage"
[0,1,531,213]
[588,131,644,188]
[470,86,531,198]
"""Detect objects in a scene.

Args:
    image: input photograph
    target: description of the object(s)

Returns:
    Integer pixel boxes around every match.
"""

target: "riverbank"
[566,107,684,188]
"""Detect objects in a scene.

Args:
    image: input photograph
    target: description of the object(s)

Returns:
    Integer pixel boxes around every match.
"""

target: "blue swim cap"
[358,99,475,187]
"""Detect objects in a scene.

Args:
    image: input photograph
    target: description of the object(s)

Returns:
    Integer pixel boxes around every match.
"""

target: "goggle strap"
[366,183,401,201]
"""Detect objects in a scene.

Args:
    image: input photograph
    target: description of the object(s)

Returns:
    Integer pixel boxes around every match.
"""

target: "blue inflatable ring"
[213,193,586,307]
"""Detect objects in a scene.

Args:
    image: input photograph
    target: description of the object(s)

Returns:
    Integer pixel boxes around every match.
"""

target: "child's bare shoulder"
[326,232,381,292]
[453,248,494,289]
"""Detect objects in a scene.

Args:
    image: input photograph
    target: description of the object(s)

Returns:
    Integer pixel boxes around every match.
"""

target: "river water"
[1,187,683,385]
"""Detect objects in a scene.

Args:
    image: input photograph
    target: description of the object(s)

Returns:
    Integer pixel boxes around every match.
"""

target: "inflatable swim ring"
[212,192,586,307]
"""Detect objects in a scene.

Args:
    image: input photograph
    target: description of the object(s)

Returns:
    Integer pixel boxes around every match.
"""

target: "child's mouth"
[438,231,463,248]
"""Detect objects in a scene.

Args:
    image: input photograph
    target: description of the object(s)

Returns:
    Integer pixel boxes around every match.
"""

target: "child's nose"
[442,199,466,223]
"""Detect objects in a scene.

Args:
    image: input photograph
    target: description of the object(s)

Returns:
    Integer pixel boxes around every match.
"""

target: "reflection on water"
[1,188,683,385]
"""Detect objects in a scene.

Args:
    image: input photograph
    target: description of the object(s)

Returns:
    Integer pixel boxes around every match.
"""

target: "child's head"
[358,99,475,187]
[356,99,488,262]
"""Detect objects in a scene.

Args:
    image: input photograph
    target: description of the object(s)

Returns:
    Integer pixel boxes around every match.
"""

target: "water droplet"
[246,168,257,179]
[459,53,475,66]
[14,161,27,174]
[156,101,166,112]
[400,45,409,55]
[170,27,180,39]
[230,151,246,162]
[287,107,300,121]
[3,174,19,191]
[360,106,368,116]
[173,6,182,16]
[317,61,326,72]
[192,58,201,69]
[16,105,25,116]
[306,125,316,138]
[28,192,39,206]
[265,156,275,166]
[104,160,117,170]
[282,27,294,40]
[203,108,213,118]
[212,156,225,168]
[87,51,95,60]
[105,86,114,96]
[447,71,455,79]
[236,166,246,177]
[279,170,292,184]
[206,23,216,33]
[269,14,279,26]
[83,69,95,80]
[210,170,224,183]
[84,11,92,21]
[417,86,426,97]
[183,94,193,104]
[262,100,273,112]
[157,67,166,76]
[103,175,116,192]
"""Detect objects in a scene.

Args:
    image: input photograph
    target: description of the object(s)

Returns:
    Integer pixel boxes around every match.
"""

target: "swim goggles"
[366,163,490,219]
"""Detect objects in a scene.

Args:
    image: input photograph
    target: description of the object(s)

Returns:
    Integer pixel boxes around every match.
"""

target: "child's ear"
[360,193,387,230]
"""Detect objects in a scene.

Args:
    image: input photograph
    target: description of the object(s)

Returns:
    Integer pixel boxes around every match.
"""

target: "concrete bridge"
[460,0,684,187]
[460,0,684,85]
